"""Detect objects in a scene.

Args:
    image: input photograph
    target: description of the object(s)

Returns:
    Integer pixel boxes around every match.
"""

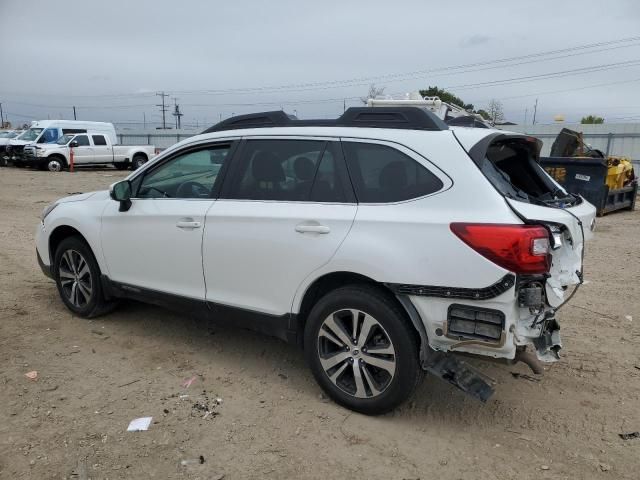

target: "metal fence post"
[605,133,613,157]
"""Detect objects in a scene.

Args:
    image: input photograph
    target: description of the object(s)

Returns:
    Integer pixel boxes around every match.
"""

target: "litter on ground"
[127,417,153,432]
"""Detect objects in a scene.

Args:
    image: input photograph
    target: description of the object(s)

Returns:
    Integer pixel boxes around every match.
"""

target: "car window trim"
[339,137,453,205]
[131,140,239,200]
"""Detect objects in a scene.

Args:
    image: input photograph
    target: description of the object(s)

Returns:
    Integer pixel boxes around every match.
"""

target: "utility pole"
[524,108,528,126]
[143,112,146,130]
[532,98,538,125]
[73,106,77,120]
[343,99,346,113]
[156,92,169,129]
[0,102,4,127]
[172,97,183,129]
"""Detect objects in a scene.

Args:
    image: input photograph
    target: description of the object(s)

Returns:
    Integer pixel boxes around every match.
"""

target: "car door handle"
[176,219,201,229]
[295,224,330,234]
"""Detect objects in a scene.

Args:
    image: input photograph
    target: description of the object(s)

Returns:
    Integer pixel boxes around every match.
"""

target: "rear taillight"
[450,223,551,274]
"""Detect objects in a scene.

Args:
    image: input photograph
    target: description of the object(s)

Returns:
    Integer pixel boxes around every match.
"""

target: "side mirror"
[69,140,78,148]
[110,180,132,212]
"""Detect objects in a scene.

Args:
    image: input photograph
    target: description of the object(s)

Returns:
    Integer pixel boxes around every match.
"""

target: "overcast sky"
[1,0,640,129]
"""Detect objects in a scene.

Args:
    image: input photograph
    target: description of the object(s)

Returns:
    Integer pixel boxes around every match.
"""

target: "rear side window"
[227,140,347,202]
[92,135,107,145]
[342,142,443,203]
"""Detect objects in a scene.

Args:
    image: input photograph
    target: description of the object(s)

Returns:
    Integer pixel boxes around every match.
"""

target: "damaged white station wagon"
[36,107,596,414]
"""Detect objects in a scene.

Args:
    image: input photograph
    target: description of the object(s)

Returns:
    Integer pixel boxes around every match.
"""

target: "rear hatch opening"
[481,137,580,208]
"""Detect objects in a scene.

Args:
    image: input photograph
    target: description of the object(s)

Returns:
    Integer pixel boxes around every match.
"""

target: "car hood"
[57,190,109,204]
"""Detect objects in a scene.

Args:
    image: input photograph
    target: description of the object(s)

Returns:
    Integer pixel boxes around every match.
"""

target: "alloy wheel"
[48,160,62,172]
[317,309,396,399]
[58,249,93,308]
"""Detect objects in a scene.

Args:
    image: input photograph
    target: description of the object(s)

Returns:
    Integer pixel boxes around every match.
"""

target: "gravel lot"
[0,167,638,479]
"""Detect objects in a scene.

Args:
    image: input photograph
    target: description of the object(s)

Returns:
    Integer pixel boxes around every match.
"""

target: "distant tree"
[581,115,604,124]
[419,86,473,110]
[487,99,505,125]
[361,84,386,104]
[475,109,491,120]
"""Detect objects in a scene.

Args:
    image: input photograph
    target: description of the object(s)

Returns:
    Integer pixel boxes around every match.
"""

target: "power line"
[4,34,640,101]
[170,37,640,96]
[442,59,640,91]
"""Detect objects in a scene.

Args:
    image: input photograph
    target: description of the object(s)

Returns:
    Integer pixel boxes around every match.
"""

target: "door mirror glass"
[111,180,132,201]
[69,140,78,148]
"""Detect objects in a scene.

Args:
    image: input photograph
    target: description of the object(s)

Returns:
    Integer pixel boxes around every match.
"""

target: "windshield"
[56,134,75,145]
[0,131,16,138]
[18,128,43,141]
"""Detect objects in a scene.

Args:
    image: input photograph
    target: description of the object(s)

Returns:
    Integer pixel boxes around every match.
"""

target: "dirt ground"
[0,167,638,480]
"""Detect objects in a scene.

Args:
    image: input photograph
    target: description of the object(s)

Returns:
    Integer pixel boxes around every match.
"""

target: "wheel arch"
[293,271,424,351]
[48,225,88,264]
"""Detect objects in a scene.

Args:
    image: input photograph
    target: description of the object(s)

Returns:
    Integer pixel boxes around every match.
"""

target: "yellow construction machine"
[540,128,637,215]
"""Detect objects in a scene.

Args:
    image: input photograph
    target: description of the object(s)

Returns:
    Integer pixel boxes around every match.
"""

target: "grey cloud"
[1,0,639,127]
[459,34,493,48]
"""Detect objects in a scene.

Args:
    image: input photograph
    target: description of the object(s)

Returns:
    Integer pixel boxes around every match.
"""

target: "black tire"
[132,154,147,170]
[304,285,422,415]
[53,236,117,318]
[114,162,129,170]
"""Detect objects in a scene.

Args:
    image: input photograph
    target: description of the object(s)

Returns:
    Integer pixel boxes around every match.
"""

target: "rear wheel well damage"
[295,271,423,350]
[48,226,86,264]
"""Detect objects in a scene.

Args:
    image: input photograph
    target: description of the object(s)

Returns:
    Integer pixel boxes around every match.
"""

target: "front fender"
[41,199,110,275]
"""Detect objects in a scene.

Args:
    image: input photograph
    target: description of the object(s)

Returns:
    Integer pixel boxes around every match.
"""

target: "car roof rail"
[201,106,448,133]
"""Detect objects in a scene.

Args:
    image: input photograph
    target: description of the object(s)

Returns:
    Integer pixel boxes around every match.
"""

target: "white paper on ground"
[127,417,152,432]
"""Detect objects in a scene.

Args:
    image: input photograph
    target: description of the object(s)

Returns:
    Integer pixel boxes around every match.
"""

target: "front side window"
[136,145,230,199]
[39,128,60,143]
[227,140,346,202]
[74,135,90,146]
[92,135,107,146]
[342,142,443,203]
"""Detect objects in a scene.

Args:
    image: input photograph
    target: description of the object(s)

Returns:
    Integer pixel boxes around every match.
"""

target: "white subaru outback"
[36,107,596,414]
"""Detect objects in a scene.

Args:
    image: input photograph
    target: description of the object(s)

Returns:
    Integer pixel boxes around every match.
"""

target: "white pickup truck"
[23,132,157,171]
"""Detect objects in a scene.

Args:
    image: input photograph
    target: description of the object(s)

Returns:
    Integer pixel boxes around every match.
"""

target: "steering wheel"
[175,181,210,198]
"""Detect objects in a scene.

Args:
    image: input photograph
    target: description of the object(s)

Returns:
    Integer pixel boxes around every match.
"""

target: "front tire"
[46,157,65,172]
[304,285,422,415]
[53,236,116,318]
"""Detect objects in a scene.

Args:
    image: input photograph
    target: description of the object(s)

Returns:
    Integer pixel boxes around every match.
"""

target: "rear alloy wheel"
[304,285,422,415]
[47,158,63,172]
[318,309,396,398]
[54,236,117,318]
[132,154,147,170]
